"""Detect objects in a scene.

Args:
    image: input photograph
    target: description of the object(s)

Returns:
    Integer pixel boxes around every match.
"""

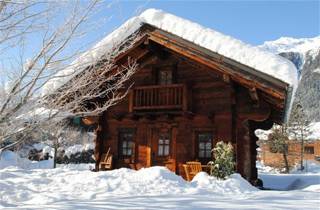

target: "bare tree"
[267,125,290,173]
[0,0,140,153]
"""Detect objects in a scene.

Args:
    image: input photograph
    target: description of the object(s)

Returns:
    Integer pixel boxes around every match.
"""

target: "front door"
[150,125,176,172]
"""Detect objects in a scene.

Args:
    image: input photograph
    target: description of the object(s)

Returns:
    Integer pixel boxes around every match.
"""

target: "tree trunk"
[283,150,289,173]
[300,135,304,171]
[53,146,57,168]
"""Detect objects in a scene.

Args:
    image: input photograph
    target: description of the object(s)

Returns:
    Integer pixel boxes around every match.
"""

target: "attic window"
[158,70,172,85]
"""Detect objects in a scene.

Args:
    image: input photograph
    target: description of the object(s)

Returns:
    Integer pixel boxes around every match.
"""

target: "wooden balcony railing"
[129,84,187,112]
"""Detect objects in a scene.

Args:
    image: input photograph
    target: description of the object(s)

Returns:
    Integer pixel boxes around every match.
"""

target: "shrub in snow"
[208,141,235,179]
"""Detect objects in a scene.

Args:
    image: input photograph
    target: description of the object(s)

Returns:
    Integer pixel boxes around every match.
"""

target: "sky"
[102,0,319,45]
[0,0,319,84]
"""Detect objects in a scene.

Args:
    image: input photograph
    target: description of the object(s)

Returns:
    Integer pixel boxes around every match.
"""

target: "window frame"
[158,69,173,85]
[304,146,314,154]
[197,132,213,159]
[158,132,171,157]
[118,128,135,158]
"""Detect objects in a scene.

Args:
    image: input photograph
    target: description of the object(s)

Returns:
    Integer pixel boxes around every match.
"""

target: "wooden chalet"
[59,11,295,184]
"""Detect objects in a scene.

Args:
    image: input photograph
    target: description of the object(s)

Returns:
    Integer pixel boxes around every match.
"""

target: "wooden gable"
[114,24,290,124]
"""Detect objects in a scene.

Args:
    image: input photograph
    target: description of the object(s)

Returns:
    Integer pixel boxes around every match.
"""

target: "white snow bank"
[192,172,257,194]
[256,161,280,174]
[0,150,53,169]
[303,184,320,192]
[0,166,255,206]
[64,143,94,158]
[290,160,320,174]
[43,8,298,95]
[258,160,320,191]
[259,173,320,191]
[1,165,319,209]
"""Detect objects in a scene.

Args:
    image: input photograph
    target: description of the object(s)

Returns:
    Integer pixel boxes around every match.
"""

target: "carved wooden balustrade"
[129,84,188,112]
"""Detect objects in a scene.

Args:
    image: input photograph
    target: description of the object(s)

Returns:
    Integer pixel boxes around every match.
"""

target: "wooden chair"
[99,148,113,170]
[183,161,202,181]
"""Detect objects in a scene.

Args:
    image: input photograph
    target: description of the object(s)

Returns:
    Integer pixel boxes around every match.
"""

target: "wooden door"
[150,125,176,172]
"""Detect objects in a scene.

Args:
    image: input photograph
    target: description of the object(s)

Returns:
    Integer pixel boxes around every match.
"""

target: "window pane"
[119,129,134,157]
[129,141,134,147]
[122,141,127,148]
[199,150,204,158]
[123,149,127,155]
[127,149,132,156]
[158,145,163,156]
[165,139,170,145]
[159,70,172,84]
[164,145,169,156]
[198,132,213,158]
[159,139,163,145]
[205,151,211,158]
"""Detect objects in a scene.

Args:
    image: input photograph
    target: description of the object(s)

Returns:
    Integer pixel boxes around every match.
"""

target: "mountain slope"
[259,36,320,122]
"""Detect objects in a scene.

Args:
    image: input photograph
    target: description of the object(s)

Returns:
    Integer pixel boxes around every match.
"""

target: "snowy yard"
[0,152,319,210]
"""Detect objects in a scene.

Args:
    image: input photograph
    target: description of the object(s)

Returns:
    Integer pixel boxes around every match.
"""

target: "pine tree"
[289,103,311,171]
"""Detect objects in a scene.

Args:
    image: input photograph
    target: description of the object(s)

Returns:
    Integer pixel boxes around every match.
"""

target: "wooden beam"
[223,74,230,83]
[249,87,259,107]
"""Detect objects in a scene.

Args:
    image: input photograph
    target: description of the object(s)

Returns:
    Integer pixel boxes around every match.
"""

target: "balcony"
[129,84,188,112]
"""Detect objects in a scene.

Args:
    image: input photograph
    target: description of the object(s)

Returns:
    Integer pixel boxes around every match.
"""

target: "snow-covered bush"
[208,141,235,179]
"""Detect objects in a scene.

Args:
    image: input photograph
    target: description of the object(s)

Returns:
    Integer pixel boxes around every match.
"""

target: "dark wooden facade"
[86,24,290,183]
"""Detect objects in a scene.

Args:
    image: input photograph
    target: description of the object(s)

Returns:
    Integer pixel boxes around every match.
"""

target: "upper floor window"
[198,132,212,158]
[119,129,135,157]
[158,70,173,85]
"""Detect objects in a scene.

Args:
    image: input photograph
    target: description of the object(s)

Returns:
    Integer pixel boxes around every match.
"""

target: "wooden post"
[182,84,188,111]
[128,90,133,113]
[94,119,103,171]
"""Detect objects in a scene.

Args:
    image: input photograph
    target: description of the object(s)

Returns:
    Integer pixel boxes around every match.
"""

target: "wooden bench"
[183,161,203,181]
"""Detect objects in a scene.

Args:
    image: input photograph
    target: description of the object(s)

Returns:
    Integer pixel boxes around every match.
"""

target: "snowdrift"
[1,156,319,209]
[0,164,258,207]
[0,150,53,170]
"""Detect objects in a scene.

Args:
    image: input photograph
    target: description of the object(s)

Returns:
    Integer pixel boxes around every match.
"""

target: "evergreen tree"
[208,141,235,179]
[289,103,311,171]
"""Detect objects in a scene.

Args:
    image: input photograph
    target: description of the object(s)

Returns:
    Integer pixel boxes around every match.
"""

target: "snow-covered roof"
[308,122,320,140]
[43,8,298,95]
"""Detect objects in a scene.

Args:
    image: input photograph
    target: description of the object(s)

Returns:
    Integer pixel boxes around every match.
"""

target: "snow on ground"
[0,150,53,170]
[0,157,319,210]
[43,8,298,95]
[258,160,320,192]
